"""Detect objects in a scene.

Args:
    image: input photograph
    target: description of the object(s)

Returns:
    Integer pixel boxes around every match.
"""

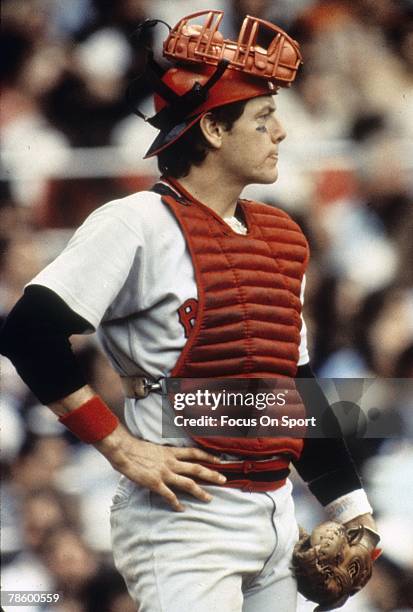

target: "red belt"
[200,456,291,492]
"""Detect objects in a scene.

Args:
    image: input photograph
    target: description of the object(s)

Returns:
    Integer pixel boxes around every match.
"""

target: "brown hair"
[157,99,248,178]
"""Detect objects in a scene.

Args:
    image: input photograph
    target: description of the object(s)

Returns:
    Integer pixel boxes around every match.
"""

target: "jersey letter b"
[178,299,198,338]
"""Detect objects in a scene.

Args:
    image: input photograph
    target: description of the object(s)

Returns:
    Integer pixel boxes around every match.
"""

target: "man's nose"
[270,117,287,143]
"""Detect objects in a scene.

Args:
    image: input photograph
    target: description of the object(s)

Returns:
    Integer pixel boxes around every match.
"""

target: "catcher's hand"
[292,520,378,611]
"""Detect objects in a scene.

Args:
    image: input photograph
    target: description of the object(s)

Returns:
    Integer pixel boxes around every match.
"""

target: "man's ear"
[199,113,224,149]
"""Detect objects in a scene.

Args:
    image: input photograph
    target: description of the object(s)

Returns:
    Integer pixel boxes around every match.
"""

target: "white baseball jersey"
[29,188,309,444]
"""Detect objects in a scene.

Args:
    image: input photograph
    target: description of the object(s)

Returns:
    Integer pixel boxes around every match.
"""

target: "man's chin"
[243,169,278,187]
[257,170,278,185]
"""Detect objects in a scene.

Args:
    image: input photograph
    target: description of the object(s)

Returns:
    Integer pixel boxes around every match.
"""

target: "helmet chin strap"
[148,59,230,130]
[127,19,177,116]
[128,54,230,131]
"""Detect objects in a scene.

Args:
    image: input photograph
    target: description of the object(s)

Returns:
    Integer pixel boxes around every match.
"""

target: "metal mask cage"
[163,10,302,86]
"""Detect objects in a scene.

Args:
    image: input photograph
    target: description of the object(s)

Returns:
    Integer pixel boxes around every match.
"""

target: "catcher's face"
[218,95,286,186]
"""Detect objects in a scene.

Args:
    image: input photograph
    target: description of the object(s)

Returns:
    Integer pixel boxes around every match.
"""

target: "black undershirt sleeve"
[0,285,91,404]
[294,363,363,506]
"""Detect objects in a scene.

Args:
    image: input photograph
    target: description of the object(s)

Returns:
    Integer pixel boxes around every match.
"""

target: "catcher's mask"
[129,10,302,158]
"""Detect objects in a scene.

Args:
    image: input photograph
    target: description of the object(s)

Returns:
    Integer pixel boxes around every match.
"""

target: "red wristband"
[59,396,119,443]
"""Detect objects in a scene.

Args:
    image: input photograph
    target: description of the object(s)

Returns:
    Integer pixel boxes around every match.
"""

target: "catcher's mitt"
[292,521,377,611]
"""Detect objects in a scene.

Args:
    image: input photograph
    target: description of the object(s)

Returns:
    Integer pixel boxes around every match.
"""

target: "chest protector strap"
[159,180,310,460]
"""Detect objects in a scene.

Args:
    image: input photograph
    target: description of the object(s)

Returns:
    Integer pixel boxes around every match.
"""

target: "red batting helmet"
[130,10,302,158]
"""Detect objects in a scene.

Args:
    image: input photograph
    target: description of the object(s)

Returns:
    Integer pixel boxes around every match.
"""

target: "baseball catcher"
[0,9,381,611]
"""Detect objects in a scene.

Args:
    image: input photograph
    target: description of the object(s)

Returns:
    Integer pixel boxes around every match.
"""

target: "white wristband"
[324,489,373,523]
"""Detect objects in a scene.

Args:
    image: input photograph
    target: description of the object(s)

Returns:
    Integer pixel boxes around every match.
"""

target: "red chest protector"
[161,180,310,460]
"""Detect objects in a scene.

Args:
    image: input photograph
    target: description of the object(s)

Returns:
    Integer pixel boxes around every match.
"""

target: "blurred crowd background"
[1,1,412,611]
